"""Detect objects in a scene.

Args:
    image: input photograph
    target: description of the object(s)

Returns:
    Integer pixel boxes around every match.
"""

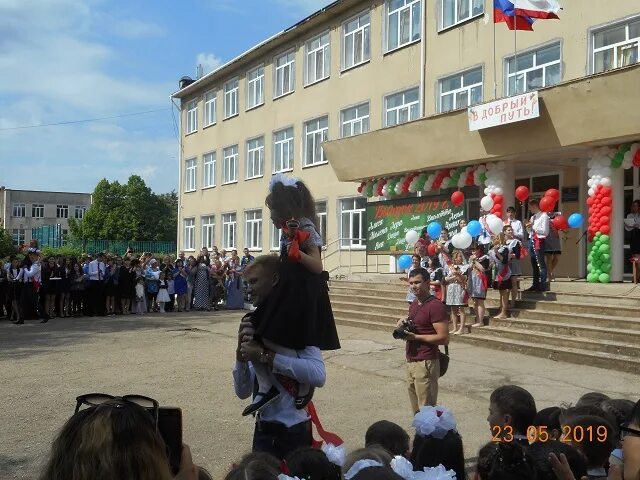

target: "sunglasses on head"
[620,424,640,440]
[75,393,159,429]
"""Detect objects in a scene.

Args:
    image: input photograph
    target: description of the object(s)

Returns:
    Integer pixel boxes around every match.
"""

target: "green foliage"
[40,245,84,259]
[0,229,16,258]
[69,176,177,241]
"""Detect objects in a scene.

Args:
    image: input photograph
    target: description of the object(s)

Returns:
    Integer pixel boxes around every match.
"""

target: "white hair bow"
[390,457,457,480]
[269,172,300,192]
[412,405,457,439]
[321,442,346,467]
[277,475,302,480]
[344,459,384,480]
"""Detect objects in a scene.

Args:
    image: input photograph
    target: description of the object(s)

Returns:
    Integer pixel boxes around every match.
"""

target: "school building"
[171,0,640,280]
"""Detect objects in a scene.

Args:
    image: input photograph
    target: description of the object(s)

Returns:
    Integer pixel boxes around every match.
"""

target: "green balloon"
[587,273,598,283]
[599,273,610,283]
[587,264,593,272]
[595,241,602,248]
[600,235,610,243]
[596,232,602,237]
[601,263,611,272]
[599,244,610,253]
[601,253,610,262]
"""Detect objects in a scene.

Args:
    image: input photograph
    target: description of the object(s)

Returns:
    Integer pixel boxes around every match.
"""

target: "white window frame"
[505,42,562,96]
[186,100,197,134]
[244,209,263,251]
[224,77,239,119]
[384,87,420,127]
[222,212,237,249]
[184,218,195,251]
[12,203,25,217]
[246,137,264,179]
[316,201,327,247]
[56,204,69,219]
[440,0,484,31]
[223,145,239,184]
[303,116,329,167]
[591,18,640,74]
[342,11,371,70]
[204,90,217,127]
[270,222,283,251]
[274,50,296,98]
[246,65,265,110]
[341,102,370,138]
[12,228,25,245]
[385,0,422,53]
[74,205,87,219]
[305,31,331,86]
[203,151,216,188]
[32,204,44,218]
[438,67,483,113]
[273,127,294,173]
[340,197,366,249]
[201,215,215,250]
[185,157,197,192]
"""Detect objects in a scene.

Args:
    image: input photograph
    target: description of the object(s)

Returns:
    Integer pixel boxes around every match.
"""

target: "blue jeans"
[529,240,547,289]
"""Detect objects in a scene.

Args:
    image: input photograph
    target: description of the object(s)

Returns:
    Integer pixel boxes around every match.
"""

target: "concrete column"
[389,255,397,273]
[611,168,624,282]
[502,163,516,217]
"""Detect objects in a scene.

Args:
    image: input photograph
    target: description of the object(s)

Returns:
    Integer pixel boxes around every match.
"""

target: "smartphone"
[157,407,183,475]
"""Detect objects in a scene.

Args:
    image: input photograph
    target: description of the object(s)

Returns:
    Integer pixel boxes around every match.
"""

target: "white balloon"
[483,187,491,195]
[458,231,472,249]
[601,167,612,176]
[493,187,504,196]
[588,187,595,197]
[630,143,640,155]
[486,214,504,235]
[480,195,494,211]
[601,177,612,187]
[405,229,419,246]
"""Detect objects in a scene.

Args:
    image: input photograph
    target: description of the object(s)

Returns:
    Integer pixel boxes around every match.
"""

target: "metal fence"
[32,225,176,254]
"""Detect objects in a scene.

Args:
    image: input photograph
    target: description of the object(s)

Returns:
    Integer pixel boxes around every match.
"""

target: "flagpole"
[514,10,518,91]
[493,8,497,99]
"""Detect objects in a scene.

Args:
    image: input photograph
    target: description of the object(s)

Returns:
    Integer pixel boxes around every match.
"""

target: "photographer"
[394,267,449,414]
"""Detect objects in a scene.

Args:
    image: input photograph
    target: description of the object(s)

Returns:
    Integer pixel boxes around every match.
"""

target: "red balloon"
[634,150,640,167]
[601,196,612,206]
[601,186,612,196]
[539,196,556,212]
[600,225,611,234]
[494,195,504,203]
[600,206,612,215]
[357,186,363,193]
[427,243,437,257]
[586,197,595,206]
[515,186,530,202]
[494,203,503,213]
[599,216,610,225]
[545,188,560,201]
[451,191,465,206]
[552,215,568,231]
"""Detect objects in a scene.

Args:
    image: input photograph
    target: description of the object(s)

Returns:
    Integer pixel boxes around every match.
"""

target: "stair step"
[472,326,640,358]
[330,294,409,310]
[511,300,639,318]
[509,309,640,330]
[334,316,395,333]
[330,285,407,297]
[333,307,401,325]
[452,334,640,374]
[491,317,640,343]
[519,290,640,307]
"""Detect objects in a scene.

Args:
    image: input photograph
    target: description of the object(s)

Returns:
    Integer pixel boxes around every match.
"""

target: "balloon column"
[482,162,506,218]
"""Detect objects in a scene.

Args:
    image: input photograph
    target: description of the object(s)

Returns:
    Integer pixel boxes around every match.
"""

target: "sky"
[0,0,331,194]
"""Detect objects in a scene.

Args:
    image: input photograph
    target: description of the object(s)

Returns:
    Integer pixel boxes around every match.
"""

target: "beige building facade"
[173,0,640,278]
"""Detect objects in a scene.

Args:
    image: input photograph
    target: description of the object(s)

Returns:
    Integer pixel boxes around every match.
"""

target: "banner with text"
[468,91,539,131]
[366,197,465,254]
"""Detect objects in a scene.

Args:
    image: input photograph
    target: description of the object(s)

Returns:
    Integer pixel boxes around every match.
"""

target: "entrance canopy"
[324,65,640,182]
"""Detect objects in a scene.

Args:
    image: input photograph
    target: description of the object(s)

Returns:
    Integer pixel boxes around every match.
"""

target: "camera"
[393,318,415,340]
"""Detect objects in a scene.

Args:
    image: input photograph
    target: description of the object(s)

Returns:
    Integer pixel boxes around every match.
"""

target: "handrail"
[321,238,370,276]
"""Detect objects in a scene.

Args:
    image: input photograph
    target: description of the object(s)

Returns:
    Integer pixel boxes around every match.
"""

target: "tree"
[69,176,177,241]
[0,228,16,258]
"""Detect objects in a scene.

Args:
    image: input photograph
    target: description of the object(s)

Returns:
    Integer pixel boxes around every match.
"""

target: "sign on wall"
[468,91,540,131]
[366,197,465,255]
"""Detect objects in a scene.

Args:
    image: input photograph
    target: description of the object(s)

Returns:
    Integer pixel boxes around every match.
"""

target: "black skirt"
[251,259,340,351]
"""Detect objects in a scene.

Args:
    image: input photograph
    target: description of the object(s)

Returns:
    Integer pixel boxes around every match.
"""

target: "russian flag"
[513,0,560,19]
[494,0,535,31]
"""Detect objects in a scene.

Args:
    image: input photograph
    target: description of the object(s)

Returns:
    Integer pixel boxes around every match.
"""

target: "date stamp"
[491,425,609,443]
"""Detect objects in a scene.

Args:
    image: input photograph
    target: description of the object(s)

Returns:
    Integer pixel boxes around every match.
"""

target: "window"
[274,51,295,98]
[186,100,197,134]
[305,32,330,85]
[343,11,371,69]
[246,137,264,179]
[270,222,283,251]
[441,0,484,30]
[224,78,239,118]
[185,158,197,192]
[341,103,370,137]
[592,18,640,74]
[247,65,264,109]
[385,87,420,126]
[245,209,263,250]
[273,127,294,173]
[201,215,215,250]
[386,0,421,52]
[222,213,237,249]
[11,229,25,245]
[204,90,217,127]
[32,204,44,218]
[56,205,69,219]
[340,198,366,248]
[223,145,239,184]
[304,116,328,167]
[12,203,25,217]
[74,205,87,219]
[506,43,561,96]
[184,218,195,250]
[439,67,483,112]
[203,152,216,188]
[316,201,327,246]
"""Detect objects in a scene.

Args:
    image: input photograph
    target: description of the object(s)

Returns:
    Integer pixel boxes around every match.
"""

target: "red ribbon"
[307,401,344,448]
[282,223,310,262]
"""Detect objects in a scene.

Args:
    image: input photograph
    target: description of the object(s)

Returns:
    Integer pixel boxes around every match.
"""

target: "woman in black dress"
[118,257,135,314]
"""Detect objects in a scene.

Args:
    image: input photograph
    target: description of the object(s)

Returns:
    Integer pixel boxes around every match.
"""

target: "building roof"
[0,188,91,195]
[170,0,350,100]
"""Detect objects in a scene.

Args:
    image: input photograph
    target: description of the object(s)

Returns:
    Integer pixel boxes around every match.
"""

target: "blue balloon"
[398,255,412,270]
[567,213,584,229]
[427,222,442,239]
[466,220,482,237]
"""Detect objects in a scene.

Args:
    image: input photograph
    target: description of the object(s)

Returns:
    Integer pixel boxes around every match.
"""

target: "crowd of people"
[0,242,257,324]
[401,199,564,334]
